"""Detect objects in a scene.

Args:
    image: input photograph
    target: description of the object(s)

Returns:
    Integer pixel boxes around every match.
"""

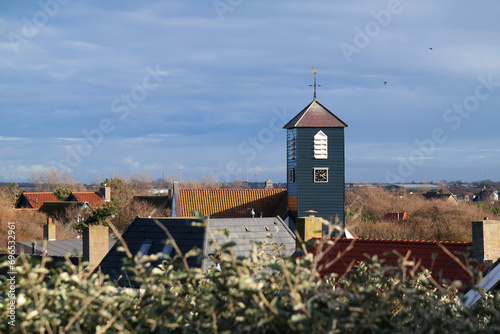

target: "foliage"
[80,202,118,228]
[471,202,500,216]
[101,178,134,207]
[54,187,73,201]
[109,199,169,233]
[30,168,85,192]
[1,183,21,205]
[2,237,500,333]
[346,187,500,242]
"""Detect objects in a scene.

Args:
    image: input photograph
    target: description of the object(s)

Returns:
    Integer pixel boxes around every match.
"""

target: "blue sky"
[1,0,500,184]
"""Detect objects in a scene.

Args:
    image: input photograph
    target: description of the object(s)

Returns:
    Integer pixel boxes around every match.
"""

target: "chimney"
[43,217,56,241]
[83,225,109,269]
[295,210,323,249]
[472,219,500,264]
[99,186,111,202]
[264,180,273,189]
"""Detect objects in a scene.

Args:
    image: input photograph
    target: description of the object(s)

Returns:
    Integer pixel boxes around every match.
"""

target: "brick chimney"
[83,225,109,269]
[43,217,56,241]
[295,210,323,249]
[99,186,111,202]
[472,219,500,264]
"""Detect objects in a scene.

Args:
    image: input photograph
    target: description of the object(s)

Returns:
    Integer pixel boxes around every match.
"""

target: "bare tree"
[30,168,85,192]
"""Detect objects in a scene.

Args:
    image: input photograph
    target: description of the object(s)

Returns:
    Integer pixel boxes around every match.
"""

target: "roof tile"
[16,192,59,210]
[67,192,105,208]
[307,238,474,285]
[178,188,287,218]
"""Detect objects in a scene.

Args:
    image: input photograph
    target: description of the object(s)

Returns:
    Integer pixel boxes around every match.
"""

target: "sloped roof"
[97,216,296,286]
[17,239,116,257]
[383,212,410,221]
[0,253,80,277]
[177,188,287,218]
[133,195,171,210]
[422,191,457,201]
[15,192,59,210]
[283,99,347,129]
[66,192,105,208]
[38,201,89,216]
[306,238,474,285]
[204,217,296,270]
[98,217,205,287]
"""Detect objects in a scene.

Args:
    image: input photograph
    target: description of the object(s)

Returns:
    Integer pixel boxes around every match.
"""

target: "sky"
[1,0,500,184]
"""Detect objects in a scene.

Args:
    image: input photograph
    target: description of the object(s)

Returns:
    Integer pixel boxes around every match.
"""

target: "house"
[65,186,111,208]
[171,182,287,219]
[97,215,296,287]
[14,192,59,210]
[473,190,498,203]
[306,238,473,285]
[291,213,475,286]
[422,191,459,205]
[133,195,171,212]
[17,218,115,267]
[38,201,91,226]
[463,218,500,306]
[383,212,410,221]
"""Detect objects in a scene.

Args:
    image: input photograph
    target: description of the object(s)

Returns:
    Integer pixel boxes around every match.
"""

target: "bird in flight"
[384,81,387,85]
[429,47,433,50]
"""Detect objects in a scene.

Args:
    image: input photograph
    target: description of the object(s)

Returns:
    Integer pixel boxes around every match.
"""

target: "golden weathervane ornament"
[310,67,320,99]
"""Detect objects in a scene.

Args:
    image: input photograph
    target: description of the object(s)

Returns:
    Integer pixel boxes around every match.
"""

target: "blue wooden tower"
[283,69,348,232]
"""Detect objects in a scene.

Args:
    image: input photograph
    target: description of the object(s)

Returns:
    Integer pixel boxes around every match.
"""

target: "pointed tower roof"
[283,99,348,129]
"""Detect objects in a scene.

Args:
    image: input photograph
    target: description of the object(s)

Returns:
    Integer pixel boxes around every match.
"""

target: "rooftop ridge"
[311,237,472,245]
[179,188,286,191]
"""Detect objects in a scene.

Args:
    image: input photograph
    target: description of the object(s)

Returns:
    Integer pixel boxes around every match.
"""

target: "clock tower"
[283,72,347,233]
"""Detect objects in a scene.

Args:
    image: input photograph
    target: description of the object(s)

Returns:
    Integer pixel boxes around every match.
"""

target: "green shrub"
[2,239,500,333]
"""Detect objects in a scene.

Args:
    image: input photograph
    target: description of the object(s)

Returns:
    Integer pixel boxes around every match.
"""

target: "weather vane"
[309,67,321,100]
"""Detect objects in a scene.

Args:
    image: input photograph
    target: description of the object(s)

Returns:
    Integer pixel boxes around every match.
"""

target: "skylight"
[162,244,174,257]
[138,239,152,256]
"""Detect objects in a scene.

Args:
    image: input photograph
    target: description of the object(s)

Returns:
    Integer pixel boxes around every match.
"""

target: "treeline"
[346,186,500,242]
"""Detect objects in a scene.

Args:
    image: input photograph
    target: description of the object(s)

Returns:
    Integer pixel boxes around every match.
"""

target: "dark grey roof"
[0,253,80,278]
[17,239,116,257]
[98,217,205,288]
[97,216,296,287]
[204,217,296,270]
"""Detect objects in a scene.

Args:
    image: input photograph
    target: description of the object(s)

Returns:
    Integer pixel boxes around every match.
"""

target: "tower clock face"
[314,168,328,183]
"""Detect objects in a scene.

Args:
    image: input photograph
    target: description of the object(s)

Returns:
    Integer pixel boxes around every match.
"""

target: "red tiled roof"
[307,238,474,285]
[283,100,348,129]
[16,192,59,210]
[383,212,410,221]
[178,188,287,218]
[67,192,105,208]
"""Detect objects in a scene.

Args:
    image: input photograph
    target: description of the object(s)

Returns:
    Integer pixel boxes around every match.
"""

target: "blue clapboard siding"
[289,127,345,228]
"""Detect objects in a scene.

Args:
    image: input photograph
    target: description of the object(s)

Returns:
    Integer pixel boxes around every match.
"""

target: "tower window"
[288,130,296,160]
[314,130,327,159]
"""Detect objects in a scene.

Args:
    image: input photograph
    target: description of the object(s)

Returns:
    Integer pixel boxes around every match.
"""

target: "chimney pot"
[305,210,317,217]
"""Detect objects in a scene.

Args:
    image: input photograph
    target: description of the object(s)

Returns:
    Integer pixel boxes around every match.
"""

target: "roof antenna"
[309,67,320,100]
